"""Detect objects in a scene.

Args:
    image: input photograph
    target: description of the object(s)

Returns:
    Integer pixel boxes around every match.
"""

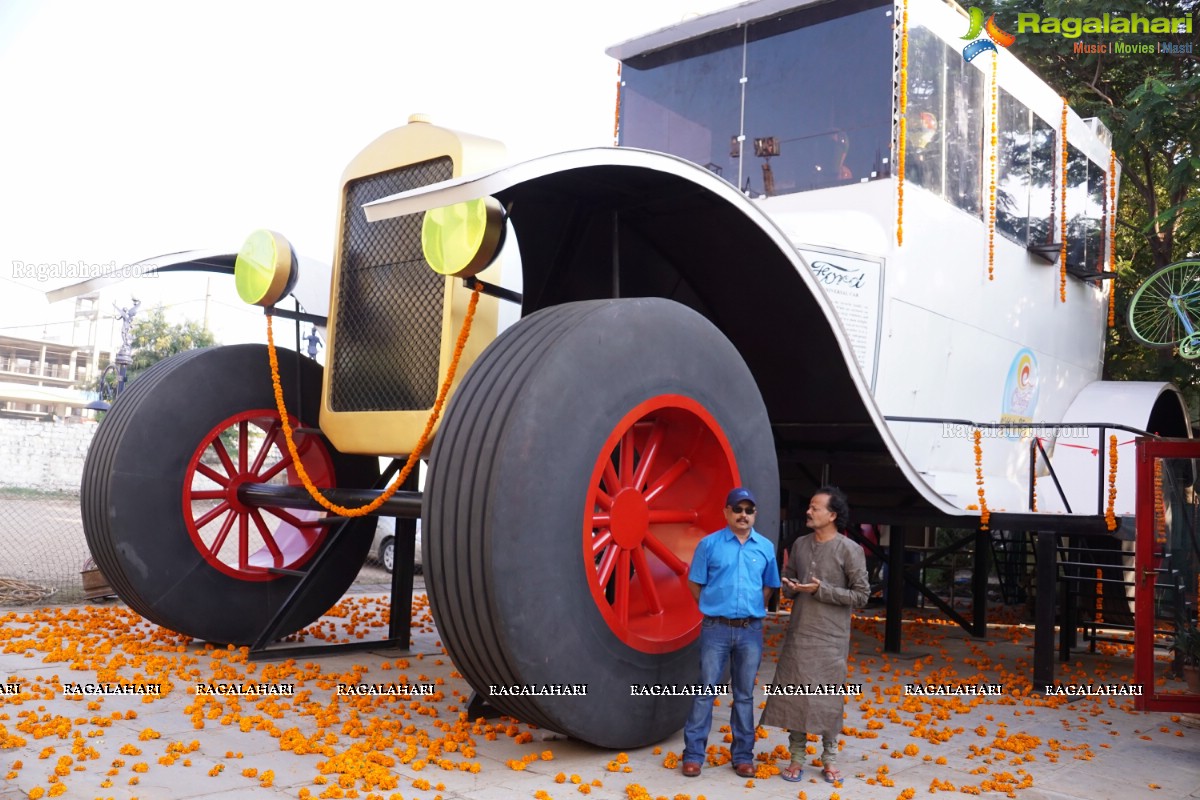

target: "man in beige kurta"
[760,486,868,783]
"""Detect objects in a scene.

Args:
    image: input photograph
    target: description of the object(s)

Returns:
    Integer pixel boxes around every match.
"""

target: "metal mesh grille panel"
[330,158,453,412]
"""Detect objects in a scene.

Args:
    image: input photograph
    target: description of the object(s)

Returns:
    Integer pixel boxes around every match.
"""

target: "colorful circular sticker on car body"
[1000,348,1038,439]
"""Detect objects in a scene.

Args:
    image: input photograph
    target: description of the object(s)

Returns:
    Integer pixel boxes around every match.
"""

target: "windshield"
[619,0,894,197]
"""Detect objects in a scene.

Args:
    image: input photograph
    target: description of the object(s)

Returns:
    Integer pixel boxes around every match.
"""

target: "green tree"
[994,1,1200,416]
[127,306,217,381]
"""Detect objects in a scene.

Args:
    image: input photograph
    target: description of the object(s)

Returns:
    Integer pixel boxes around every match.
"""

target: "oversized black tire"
[426,299,778,748]
[81,344,379,645]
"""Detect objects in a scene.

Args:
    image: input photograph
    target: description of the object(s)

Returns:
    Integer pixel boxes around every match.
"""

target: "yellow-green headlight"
[421,197,506,278]
[235,229,298,307]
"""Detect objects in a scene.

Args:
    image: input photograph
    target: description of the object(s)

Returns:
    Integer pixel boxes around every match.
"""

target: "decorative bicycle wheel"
[1127,260,1200,349]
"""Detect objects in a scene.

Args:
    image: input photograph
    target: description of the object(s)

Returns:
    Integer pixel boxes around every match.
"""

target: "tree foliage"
[995,0,1200,416]
[127,306,216,381]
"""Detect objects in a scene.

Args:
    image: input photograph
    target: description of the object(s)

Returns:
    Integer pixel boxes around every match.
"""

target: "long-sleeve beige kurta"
[760,533,869,737]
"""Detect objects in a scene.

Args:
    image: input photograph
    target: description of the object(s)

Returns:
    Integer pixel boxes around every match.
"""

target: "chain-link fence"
[0,487,90,603]
[0,419,394,606]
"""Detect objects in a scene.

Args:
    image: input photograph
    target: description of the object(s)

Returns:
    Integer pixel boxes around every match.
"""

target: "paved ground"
[0,593,1197,800]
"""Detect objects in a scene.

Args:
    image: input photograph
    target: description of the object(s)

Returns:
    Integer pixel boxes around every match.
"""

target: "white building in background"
[0,293,112,420]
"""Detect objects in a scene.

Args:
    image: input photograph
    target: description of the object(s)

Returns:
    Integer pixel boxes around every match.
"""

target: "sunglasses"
[732,505,756,515]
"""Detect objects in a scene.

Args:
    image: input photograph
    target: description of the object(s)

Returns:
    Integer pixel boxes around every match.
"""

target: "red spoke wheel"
[426,299,777,749]
[82,344,379,645]
[183,411,336,580]
[585,396,735,653]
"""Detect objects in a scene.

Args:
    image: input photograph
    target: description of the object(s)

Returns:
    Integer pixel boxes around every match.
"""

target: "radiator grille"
[329,158,453,411]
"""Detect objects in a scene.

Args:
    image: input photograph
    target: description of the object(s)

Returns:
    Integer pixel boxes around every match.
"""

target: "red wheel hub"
[609,489,650,549]
[183,410,337,581]
[583,395,739,653]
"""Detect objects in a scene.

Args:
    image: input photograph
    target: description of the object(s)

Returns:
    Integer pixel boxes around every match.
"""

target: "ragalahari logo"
[961,7,1016,61]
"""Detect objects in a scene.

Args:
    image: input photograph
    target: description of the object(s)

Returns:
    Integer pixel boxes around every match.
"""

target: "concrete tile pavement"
[0,594,1197,800]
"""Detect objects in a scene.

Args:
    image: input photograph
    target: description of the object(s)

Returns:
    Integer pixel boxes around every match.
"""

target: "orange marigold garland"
[1153,460,1165,544]
[1104,434,1118,531]
[1108,267,1116,327]
[987,55,998,281]
[974,430,990,530]
[265,284,483,517]
[613,62,622,147]
[1107,150,1118,326]
[896,0,910,246]
[1094,567,1104,624]
[1059,98,1069,303]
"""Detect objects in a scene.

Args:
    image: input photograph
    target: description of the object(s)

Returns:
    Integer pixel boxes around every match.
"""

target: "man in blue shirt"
[681,486,780,778]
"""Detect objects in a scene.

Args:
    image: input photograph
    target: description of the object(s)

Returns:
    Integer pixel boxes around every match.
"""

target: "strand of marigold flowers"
[264,284,483,517]
[1108,150,1118,326]
[613,62,622,146]
[987,54,998,281]
[896,0,909,246]
[1154,460,1165,544]
[1059,98,1069,303]
[1104,434,1118,531]
[974,429,990,530]
[1095,567,1103,624]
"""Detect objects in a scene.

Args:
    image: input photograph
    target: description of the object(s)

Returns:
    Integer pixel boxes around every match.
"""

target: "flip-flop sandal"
[822,766,843,784]
[780,764,805,782]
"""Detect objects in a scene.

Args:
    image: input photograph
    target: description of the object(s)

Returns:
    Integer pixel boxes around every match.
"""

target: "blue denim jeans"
[682,616,763,765]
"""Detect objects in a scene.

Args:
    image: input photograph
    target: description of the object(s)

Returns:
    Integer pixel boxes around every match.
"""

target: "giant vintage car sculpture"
[79,0,1192,748]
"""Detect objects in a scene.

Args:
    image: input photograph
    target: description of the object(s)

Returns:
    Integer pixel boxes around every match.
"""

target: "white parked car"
[371,517,422,575]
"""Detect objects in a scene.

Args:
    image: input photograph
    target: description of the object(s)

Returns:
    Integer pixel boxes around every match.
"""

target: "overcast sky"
[0,0,729,349]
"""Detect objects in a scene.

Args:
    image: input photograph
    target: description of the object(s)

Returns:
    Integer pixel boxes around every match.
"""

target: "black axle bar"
[237,483,422,518]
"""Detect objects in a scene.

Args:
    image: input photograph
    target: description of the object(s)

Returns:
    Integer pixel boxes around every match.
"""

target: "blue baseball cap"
[726,487,756,507]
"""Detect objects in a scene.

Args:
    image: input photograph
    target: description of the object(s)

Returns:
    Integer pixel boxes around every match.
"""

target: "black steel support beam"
[885,525,906,653]
[973,527,988,637]
[388,470,419,645]
[1033,530,1057,690]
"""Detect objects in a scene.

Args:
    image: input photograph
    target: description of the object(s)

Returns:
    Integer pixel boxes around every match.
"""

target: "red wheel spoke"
[596,544,618,588]
[614,549,631,625]
[190,489,228,501]
[619,429,636,487]
[250,509,284,566]
[647,509,698,524]
[644,457,691,503]
[238,513,249,571]
[631,546,663,615]
[208,509,236,556]
[643,532,689,575]
[258,448,296,482]
[249,420,281,475]
[238,421,249,474]
[631,421,665,492]
[602,460,620,496]
[195,462,230,487]
[594,488,613,511]
[194,501,231,530]
[591,513,611,528]
[210,437,237,479]
[591,529,613,556]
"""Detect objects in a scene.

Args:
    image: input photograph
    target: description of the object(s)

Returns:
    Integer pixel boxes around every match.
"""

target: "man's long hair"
[815,485,850,532]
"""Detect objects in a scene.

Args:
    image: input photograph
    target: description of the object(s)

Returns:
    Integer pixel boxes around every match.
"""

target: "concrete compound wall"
[0,418,96,493]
